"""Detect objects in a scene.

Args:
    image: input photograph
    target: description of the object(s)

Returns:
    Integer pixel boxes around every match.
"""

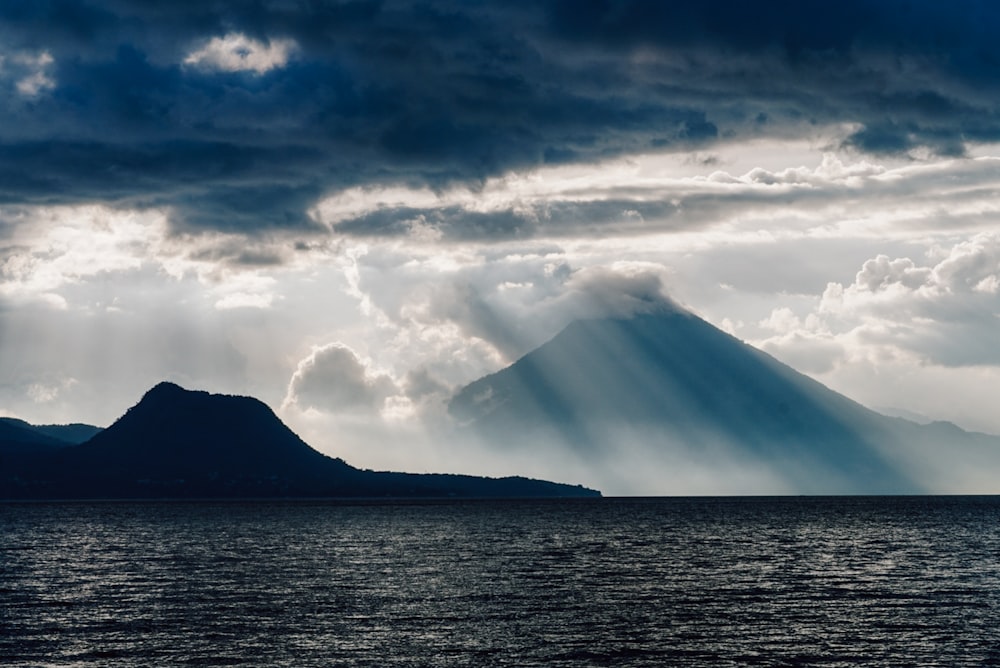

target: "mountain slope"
[0,418,102,454]
[0,382,598,499]
[68,382,344,479]
[0,418,68,454]
[450,309,1000,494]
[29,422,103,444]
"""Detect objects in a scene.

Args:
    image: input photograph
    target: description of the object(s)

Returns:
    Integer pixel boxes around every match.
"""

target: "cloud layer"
[3,1,1000,233]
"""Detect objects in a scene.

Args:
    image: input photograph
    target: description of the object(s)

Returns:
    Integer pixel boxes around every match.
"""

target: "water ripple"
[2,497,1000,666]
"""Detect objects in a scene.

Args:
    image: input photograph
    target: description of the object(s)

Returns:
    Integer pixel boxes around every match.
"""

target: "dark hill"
[450,309,1000,494]
[1,418,102,454]
[0,418,69,454]
[30,422,102,445]
[0,382,598,499]
[70,382,343,479]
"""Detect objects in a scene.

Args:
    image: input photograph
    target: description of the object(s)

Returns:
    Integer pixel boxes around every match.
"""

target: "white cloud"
[214,292,274,310]
[768,241,999,360]
[283,343,400,416]
[183,34,297,74]
[737,233,1000,432]
[755,306,845,373]
[212,273,278,310]
[759,307,802,334]
[0,205,158,302]
[0,204,303,313]
[27,378,76,404]
[819,233,1000,328]
[1,49,55,97]
[735,152,886,187]
[853,255,933,292]
[312,148,1000,247]
[16,70,55,97]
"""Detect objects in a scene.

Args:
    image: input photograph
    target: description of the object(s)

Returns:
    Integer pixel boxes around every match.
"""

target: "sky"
[2,0,1000,478]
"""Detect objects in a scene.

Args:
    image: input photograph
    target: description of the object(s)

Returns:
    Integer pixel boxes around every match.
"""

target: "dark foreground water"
[3,497,1000,667]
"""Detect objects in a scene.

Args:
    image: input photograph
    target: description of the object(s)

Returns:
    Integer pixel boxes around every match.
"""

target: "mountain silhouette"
[0,419,68,454]
[70,382,346,479]
[29,422,102,445]
[0,382,598,499]
[0,418,100,454]
[450,308,1000,494]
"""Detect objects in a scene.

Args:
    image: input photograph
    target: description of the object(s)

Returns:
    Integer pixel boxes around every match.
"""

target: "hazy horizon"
[3,2,1000,486]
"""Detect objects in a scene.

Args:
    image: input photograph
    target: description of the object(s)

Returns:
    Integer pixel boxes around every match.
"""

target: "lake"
[3,497,1000,666]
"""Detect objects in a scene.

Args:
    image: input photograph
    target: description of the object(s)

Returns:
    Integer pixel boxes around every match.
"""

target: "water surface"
[3,497,1000,666]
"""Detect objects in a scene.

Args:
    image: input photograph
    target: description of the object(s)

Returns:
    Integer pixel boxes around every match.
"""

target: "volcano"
[450,308,1000,495]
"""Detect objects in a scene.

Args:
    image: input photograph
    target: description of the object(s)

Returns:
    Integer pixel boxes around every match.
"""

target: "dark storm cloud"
[2,0,999,234]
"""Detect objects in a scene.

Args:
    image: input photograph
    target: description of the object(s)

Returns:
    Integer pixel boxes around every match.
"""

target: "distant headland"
[0,381,600,500]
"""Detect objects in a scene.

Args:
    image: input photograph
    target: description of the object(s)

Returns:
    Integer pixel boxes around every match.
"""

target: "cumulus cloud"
[751,233,1000,373]
[183,34,297,74]
[27,378,77,404]
[1,49,55,97]
[824,234,1000,321]
[555,264,677,315]
[283,343,400,416]
[853,255,933,293]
